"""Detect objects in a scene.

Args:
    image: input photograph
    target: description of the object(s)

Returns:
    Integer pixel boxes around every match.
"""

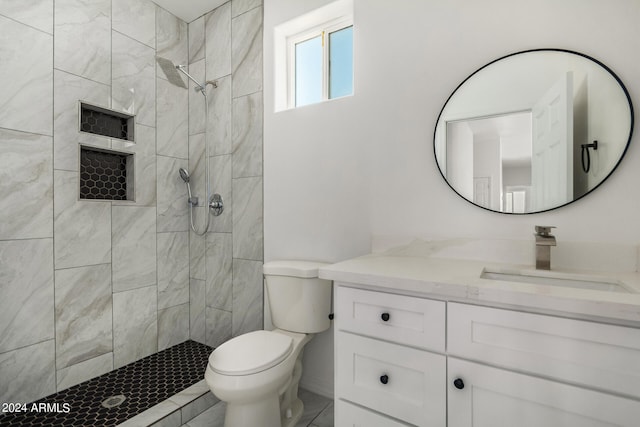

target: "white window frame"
[286,17,353,108]
[273,0,353,112]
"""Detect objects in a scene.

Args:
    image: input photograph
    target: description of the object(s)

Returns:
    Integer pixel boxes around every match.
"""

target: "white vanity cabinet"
[334,285,447,426]
[334,284,640,427]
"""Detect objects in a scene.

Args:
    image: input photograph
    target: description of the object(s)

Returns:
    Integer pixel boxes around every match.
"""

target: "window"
[290,23,353,107]
[274,0,353,111]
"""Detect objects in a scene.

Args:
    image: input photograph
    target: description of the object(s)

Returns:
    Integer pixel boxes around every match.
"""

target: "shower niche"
[79,101,135,142]
[80,145,134,201]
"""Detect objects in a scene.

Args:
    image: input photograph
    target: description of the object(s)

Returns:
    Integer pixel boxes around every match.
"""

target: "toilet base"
[282,398,303,427]
[224,395,281,427]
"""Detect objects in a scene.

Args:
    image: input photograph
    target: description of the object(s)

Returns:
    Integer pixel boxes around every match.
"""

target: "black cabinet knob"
[453,378,465,390]
[380,374,389,385]
[381,312,390,322]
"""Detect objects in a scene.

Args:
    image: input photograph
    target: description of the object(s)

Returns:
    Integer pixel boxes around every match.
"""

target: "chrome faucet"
[534,226,556,270]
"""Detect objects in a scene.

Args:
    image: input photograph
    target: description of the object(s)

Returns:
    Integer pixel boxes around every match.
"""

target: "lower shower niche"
[80,146,134,201]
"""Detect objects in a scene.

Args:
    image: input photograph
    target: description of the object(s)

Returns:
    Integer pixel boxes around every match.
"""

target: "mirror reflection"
[434,49,633,214]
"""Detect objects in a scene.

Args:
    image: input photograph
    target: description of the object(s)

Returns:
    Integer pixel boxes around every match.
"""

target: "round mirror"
[434,49,634,214]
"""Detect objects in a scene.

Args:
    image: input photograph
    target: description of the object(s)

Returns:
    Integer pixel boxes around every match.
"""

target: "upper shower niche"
[434,49,634,214]
[79,101,135,142]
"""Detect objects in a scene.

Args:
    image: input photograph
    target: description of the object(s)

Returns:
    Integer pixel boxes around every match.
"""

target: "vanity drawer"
[336,399,412,427]
[448,302,640,398]
[335,285,445,352]
[335,331,446,427]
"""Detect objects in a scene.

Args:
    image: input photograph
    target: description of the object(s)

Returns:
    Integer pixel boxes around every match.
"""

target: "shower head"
[155,56,188,89]
[179,168,190,183]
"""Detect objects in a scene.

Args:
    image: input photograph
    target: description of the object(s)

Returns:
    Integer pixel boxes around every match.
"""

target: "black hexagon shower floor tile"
[1,340,213,426]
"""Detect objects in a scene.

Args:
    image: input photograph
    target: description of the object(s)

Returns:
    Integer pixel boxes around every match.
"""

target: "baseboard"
[300,373,334,399]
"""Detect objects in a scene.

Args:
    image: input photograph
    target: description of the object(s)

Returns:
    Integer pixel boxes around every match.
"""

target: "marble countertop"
[319,254,640,327]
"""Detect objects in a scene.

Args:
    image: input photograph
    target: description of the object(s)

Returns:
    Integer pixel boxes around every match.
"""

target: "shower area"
[0,0,264,423]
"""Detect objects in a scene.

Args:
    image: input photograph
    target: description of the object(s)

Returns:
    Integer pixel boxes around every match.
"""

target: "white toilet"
[205,260,332,427]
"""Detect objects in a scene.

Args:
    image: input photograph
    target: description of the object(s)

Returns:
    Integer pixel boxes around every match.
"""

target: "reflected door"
[531,72,573,210]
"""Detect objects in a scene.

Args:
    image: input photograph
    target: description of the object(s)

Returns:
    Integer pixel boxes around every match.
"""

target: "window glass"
[329,26,353,99]
[295,35,323,107]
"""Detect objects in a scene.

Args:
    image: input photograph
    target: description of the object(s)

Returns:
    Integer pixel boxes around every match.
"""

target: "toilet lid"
[209,331,293,376]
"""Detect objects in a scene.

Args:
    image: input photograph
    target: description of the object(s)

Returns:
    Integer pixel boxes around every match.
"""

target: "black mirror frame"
[433,48,634,215]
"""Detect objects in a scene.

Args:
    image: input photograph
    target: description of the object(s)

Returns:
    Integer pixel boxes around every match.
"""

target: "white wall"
[264,0,640,397]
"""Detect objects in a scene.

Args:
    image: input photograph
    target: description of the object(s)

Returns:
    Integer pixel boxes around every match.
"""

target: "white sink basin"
[480,268,631,293]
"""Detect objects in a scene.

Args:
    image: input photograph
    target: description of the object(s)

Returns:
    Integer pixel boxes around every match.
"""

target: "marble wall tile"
[206,233,232,311]
[190,279,206,344]
[0,0,53,33]
[157,155,189,232]
[112,206,157,292]
[190,228,206,281]
[0,129,53,240]
[232,177,263,260]
[232,0,262,18]
[157,231,189,309]
[232,92,263,178]
[157,77,189,159]
[231,6,262,97]
[0,239,54,354]
[0,15,52,135]
[205,308,232,348]
[189,60,206,135]
[0,340,56,404]
[188,133,206,208]
[56,352,113,392]
[112,0,156,48]
[53,69,111,172]
[113,285,158,369]
[113,124,157,206]
[54,170,111,269]
[189,16,205,64]
[207,75,232,156]
[205,2,231,81]
[55,264,112,369]
[232,259,263,336]
[54,0,111,85]
[158,303,190,350]
[112,30,156,127]
[157,6,188,72]
[208,155,232,233]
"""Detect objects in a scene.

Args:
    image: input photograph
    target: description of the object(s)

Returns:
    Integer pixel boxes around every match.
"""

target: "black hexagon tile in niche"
[1,340,213,426]
[80,149,128,200]
[80,109,129,140]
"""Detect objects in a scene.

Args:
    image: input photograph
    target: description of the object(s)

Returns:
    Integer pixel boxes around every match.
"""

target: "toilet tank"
[263,260,332,333]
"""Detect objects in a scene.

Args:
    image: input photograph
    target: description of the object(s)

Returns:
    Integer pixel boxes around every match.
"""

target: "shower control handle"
[209,194,224,216]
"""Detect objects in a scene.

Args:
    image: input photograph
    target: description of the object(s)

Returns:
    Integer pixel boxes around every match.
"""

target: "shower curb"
[116,380,218,427]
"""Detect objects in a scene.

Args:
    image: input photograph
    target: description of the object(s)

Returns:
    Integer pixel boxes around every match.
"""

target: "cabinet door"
[336,332,446,426]
[448,358,640,427]
[336,399,412,427]
[448,302,640,398]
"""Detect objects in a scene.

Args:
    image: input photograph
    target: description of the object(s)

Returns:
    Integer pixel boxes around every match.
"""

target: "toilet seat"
[209,330,293,376]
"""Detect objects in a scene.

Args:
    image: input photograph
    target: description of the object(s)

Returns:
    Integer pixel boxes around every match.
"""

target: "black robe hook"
[581,140,598,173]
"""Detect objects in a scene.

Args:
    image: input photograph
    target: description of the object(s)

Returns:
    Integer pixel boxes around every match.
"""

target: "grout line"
[0,11,53,35]
[52,0,58,393]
